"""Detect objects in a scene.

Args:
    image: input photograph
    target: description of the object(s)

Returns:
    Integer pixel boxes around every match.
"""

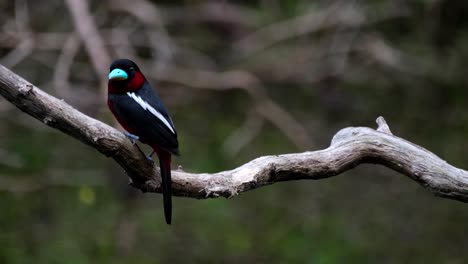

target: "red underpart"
[107,100,137,135]
[108,100,171,166]
[151,145,172,168]
[108,71,145,94]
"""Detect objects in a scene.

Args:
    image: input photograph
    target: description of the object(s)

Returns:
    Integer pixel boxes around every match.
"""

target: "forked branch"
[1,64,468,201]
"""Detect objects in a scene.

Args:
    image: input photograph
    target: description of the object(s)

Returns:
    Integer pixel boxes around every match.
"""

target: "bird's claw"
[146,150,155,161]
[123,131,139,145]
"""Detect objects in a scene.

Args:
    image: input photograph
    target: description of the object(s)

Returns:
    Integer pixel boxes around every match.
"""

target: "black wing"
[109,86,179,155]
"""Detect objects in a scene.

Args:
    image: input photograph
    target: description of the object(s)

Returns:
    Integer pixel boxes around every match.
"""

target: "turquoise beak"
[108,68,128,80]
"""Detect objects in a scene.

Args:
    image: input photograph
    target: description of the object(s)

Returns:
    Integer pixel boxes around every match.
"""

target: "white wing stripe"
[127,92,175,134]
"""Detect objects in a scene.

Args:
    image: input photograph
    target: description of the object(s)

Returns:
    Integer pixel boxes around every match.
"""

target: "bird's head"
[108,59,145,93]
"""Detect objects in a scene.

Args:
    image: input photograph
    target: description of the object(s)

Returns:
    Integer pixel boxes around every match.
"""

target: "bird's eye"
[129,67,135,72]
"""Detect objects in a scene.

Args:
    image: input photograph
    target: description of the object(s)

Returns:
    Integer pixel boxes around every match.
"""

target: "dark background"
[1,0,468,263]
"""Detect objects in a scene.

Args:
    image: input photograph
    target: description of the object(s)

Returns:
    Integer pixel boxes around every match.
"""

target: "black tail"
[159,156,172,225]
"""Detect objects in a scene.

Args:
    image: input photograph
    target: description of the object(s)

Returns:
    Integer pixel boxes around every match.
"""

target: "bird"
[107,59,179,225]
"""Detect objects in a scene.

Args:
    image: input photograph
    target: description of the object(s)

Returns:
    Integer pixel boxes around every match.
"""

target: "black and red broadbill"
[107,59,179,225]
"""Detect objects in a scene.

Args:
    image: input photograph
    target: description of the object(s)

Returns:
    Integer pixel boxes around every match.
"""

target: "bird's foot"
[128,177,135,187]
[146,150,155,161]
[123,131,139,145]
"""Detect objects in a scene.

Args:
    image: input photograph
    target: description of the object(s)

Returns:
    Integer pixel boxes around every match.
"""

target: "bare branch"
[64,0,111,100]
[223,112,264,157]
[155,65,315,150]
[232,3,363,58]
[110,0,174,74]
[1,1,32,68]
[52,34,80,98]
[0,38,33,68]
[1,65,468,202]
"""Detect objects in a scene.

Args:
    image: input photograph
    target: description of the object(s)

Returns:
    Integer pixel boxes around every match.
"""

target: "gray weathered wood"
[1,64,468,201]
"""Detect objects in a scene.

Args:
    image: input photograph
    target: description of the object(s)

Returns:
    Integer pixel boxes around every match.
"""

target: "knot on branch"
[330,127,367,146]
[376,116,392,135]
[331,116,393,146]
[18,84,33,96]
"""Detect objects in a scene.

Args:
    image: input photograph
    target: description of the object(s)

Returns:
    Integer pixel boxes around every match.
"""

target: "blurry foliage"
[1,0,468,263]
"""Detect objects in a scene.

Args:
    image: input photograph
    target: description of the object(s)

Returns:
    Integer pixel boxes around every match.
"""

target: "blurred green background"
[1,0,468,263]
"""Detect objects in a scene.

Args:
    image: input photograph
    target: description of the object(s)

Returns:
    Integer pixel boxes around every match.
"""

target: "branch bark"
[1,64,468,201]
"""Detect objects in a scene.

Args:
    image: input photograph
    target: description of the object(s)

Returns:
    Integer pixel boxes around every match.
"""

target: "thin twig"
[64,0,111,99]
[53,34,80,98]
